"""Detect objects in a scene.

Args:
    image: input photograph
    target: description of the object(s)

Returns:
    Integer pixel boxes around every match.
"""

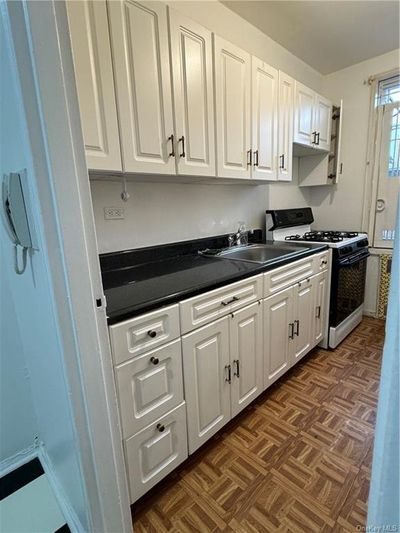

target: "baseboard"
[0,445,38,478]
[38,446,86,533]
[363,310,377,318]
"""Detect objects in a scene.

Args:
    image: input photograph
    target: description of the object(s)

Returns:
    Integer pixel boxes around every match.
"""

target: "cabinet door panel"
[169,10,215,176]
[214,36,251,178]
[182,317,230,453]
[294,81,315,146]
[230,302,263,417]
[292,280,314,364]
[67,0,121,171]
[314,95,332,151]
[108,1,175,173]
[312,271,329,347]
[278,71,294,181]
[264,286,293,388]
[115,339,183,437]
[251,57,278,180]
[124,403,187,502]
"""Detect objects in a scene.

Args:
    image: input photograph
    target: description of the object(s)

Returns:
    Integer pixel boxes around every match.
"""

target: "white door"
[263,286,293,389]
[291,279,314,365]
[294,81,315,146]
[214,36,251,179]
[124,402,188,502]
[251,57,278,180]
[373,103,400,248]
[182,317,231,453]
[314,94,332,151]
[66,0,122,171]
[169,10,215,176]
[115,339,184,437]
[108,0,176,174]
[277,71,294,181]
[311,271,329,347]
[230,302,263,417]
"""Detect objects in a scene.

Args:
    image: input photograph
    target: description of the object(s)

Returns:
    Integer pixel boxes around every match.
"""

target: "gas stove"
[265,208,368,251]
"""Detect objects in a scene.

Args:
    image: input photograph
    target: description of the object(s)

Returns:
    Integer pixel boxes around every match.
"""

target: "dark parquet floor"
[132,317,385,532]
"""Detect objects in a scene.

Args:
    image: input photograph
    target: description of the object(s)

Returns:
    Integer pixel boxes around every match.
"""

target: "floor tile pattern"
[132,317,385,532]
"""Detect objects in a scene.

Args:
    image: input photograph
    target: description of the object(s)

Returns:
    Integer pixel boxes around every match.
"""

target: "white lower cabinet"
[182,317,231,454]
[115,339,184,437]
[230,302,263,417]
[291,278,315,365]
[124,402,188,502]
[111,253,331,502]
[182,303,263,453]
[263,285,293,388]
[311,270,329,347]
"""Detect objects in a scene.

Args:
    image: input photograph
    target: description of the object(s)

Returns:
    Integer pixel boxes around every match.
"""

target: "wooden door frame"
[5,1,131,531]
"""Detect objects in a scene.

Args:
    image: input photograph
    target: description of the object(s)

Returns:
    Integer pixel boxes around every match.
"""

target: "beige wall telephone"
[2,171,35,274]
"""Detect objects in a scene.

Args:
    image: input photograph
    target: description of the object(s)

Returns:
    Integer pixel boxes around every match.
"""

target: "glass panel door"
[373,103,400,248]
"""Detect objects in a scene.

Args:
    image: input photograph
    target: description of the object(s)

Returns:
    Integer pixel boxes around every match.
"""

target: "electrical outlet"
[104,207,124,220]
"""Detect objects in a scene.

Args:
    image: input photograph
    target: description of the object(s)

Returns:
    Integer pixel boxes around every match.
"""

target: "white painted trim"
[329,305,363,348]
[0,445,37,478]
[6,2,131,532]
[38,447,81,533]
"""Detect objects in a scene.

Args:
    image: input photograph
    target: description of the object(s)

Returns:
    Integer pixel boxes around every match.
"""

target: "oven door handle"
[338,250,370,266]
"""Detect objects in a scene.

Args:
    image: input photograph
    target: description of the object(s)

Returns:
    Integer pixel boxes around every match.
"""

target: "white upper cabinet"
[294,81,315,146]
[314,94,332,151]
[169,10,215,176]
[108,0,175,174]
[67,0,122,171]
[251,57,278,180]
[214,36,251,179]
[294,81,332,152]
[277,72,294,181]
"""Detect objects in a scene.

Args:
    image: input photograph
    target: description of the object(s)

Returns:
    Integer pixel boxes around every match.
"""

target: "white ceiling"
[221,1,400,74]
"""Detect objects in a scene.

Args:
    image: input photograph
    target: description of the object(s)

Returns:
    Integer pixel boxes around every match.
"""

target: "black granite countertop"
[100,232,328,324]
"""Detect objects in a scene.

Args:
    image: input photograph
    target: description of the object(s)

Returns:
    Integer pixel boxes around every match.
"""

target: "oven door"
[330,250,370,328]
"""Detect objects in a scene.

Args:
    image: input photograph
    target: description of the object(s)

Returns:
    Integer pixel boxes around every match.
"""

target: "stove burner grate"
[285,230,359,243]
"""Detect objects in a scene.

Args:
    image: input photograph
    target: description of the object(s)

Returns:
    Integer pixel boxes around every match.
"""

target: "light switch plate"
[104,207,124,220]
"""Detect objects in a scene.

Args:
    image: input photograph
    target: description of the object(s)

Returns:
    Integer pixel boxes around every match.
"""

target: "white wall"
[309,49,400,231]
[91,0,322,253]
[1,9,89,530]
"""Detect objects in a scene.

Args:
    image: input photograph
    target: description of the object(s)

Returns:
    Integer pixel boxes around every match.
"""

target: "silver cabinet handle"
[289,322,294,339]
[294,319,300,336]
[221,296,239,306]
[316,305,321,319]
[247,149,252,167]
[233,359,240,378]
[253,150,259,167]
[225,364,231,383]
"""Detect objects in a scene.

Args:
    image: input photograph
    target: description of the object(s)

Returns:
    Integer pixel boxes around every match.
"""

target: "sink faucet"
[229,222,248,247]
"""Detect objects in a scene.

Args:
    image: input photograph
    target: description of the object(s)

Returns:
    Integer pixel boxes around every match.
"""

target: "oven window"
[330,257,368,327]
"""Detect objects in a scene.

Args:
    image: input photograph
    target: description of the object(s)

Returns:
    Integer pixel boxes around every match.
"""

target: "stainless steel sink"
[200,243,310,264]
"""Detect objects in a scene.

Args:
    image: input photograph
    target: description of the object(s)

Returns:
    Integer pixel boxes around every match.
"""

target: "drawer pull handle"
[316,305,321,319]
[233,359,240,378]
[156,423,165,432]
[147,330,157,338]
[294,319,300,336]
[321,260,328,266]
[221,296,239,306]
[150,356,159,365]
[289,322,294,339]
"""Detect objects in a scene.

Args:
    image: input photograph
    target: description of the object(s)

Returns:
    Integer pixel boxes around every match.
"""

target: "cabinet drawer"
[313,250,330,272]
[124,402,188,503]
[115,339,184,438]
[264,256,314,297]
[109,304,180,365]
[180,275,262,334]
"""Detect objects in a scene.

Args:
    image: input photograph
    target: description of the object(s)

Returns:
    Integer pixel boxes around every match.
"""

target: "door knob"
[376,198,386,212]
